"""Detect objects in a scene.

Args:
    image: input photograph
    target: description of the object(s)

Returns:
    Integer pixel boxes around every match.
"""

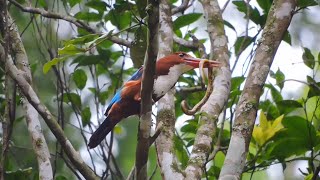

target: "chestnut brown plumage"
[88,52,220,148]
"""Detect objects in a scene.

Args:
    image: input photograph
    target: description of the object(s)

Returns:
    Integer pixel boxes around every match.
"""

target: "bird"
[88,52,220,148]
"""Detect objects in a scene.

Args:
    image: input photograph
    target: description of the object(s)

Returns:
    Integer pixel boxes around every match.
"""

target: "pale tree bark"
[0,2,97,178]
[156,0,230,179]
[2,13,53,180]
[22,100,53,180]
[184,0,231,179]
[219,0,297,179]
[135,0,159,178]
[0,44,98,180]
[0,2,52,179]
[155,0,184,179]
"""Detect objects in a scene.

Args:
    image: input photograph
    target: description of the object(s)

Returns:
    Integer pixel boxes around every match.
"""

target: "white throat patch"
[153,64,193,98]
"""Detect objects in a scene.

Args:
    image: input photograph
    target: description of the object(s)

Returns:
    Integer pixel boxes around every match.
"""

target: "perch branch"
[135,0,159,178]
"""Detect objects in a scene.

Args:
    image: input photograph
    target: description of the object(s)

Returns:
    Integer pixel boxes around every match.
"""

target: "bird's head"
[156,52,220,75]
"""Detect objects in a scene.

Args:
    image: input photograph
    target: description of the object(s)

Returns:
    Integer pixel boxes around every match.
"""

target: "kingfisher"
[88,52,220,148]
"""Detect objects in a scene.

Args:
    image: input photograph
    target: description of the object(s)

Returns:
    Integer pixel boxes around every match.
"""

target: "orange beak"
[183,57,221,68]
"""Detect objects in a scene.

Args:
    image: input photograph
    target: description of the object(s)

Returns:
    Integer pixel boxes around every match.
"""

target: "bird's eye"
[179,53,185,57]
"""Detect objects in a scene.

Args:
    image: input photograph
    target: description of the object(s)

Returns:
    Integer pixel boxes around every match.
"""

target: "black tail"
[88,117,115,149]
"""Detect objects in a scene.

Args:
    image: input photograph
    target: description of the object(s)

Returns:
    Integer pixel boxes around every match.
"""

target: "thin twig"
[9,0,131,47]
[172,0,191,14]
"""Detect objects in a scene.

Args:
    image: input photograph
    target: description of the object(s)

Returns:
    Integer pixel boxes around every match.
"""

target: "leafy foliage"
[252,112,284,146]
[2,0,320,179]
[173,13,203,31]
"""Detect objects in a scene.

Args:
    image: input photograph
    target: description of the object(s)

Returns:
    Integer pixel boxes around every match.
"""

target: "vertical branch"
[1,12,53,179]
[155,0,184,179]
[22,100,53,179]
[1,55,16,180]
[219,0,296,179]
[0,2,15,179]
[185,0,231,179]
[135,0,159,179]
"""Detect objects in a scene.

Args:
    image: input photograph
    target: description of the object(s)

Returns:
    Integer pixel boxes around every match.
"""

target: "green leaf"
[267,116,317,158]
[228,76,243,108]
[265,84,283,102]
[207,166,221,179]
[234,36,254,56]
[307,75,320,98]
[228,89,241,108]
[81,107,91,126]
[58,44,85,55]
[63,34,99,46]
[174,135,189,168]
[185,138,195,147]
[5,167,33,180]
[63,92,82,109]
[85,31,114,49]
[113,0,134,11]
[135,0,147,18]
[15,0,26,4]
[249,7,263,25]
[73,69,87,90]
[113,125,123,134]
[233,1,246,13]
[270,68,285,89]
[307,82,320,98]
[71,55,103,67]
[88,87,96,94]
[306,75,317,84]
[74,12,102,22]
[69,0,81,7]
[302,48,315,69]
[231,76,245,91]
[260,100,280,119]
[55,175,68,180]
[95,64,108,76]
[224,20,235,32]
[305,174,313,180]
[283,30,291,45]
[105,10,131,30]
[180,123,197,134]
[276,100,302,115]
[98,91,110,105]
[297,0,318,7]
[130,26,147,68]
[256,0,272,13]
[173,13,202,31]
[43,56,70,74]
[30,63,37,75]
[38,0,48,9]
[233,1,264,26]
[85,0,108,13]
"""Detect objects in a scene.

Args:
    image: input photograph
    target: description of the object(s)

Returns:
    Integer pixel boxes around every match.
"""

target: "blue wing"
[128,66,143,81]
[105,67,143,115]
